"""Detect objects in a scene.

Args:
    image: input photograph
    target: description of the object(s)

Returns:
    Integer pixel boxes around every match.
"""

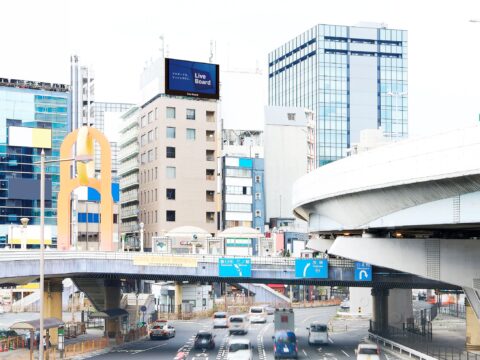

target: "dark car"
[194,330,215,350]
[272,330,297,359]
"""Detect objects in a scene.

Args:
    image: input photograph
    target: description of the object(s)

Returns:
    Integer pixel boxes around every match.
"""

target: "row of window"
[140,188,215,204]
[141,108,216,127]
[140,148,215,163]
[140,210,215,223]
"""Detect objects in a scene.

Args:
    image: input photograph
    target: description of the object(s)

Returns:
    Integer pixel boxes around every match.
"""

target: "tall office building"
[268,23,407,166]
[0,78,69,245]
[119,106,140,243]
[70,55,94,130]
[92,102,134,181]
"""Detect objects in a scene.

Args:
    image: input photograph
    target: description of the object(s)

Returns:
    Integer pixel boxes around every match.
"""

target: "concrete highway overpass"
[293,126,480,343]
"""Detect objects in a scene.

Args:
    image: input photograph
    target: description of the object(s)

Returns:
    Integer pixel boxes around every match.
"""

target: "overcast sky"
[2,0,480,137]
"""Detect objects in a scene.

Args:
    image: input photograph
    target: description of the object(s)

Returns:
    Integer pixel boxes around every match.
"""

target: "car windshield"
[275,333,295,343]
[229,317,244,323]
[197,334,211,340]
[229,343,249,352]
[250,308,263,313]
[311,324,327,332]
[214,314,226,319]
[359,348,378,354]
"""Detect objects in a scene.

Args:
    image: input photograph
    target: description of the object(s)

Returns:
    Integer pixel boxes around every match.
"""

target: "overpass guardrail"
[0,250,355,268]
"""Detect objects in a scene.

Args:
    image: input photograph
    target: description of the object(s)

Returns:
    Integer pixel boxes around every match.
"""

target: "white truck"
[273,308,295,332]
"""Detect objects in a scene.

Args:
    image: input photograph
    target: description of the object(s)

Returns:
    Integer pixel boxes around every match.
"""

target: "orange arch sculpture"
[57,127,114,251]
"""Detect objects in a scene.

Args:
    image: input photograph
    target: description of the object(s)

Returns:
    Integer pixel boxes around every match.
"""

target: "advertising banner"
[165,58,219,99]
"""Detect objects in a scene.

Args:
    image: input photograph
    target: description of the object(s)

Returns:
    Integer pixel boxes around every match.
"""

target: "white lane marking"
[328,338,334,343]
[257,322,271,360]
[385,355,391,360]
[302,349,307,356]
[132,341,168,354]
[341,349,350,357]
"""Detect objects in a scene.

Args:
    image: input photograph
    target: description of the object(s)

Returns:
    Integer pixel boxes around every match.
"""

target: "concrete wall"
[349,287,372,315]
[388,289,413,328]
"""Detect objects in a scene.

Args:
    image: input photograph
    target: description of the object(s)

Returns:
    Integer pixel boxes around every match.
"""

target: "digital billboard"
[165,58,219,99]
[8,126,52,149]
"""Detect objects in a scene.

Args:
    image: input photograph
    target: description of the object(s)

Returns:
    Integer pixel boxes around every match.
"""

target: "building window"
[206,130,215,142]
[287,113,296,121]
[206,169,215,180]
[206,190,214,202]
[148,150,153,162]
[206,212,215,223]
[206,150,215,161]
[225,168,252,177]
[186,128,196,140]
[225,185,251,195]
[155,107,158,120]
[255,192,261,200]
[206,111,215,122]
[141,153,147,164]
[155,167,158,179]
[166,146,176,158]
[166,188,176,200]
[141,116,146,127]
[155,210,158,223]
[255,210,261,217]
[141,134,147,146]
[148,111,153,123]
[166,210,176,222]
[167,107,176,119]
[186,108,196,120]
[166,166,176,179]
[226,203,251,212]
[166,127,176,139]
[155,127,158,140]
[148,130,153,143]
[155,188,158,201]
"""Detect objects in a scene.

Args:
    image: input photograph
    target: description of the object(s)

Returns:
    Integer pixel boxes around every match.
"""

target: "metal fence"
[438,304,466,319]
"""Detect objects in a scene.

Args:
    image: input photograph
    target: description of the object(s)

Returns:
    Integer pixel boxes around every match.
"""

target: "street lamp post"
[37,150,92,360]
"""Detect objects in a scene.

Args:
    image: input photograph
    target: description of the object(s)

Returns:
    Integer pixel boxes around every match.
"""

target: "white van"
[249,306,267,323]
[307,322,328,345]
[228,314,249,335]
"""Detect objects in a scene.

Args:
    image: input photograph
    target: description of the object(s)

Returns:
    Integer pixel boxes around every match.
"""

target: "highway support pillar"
[174,282,183,315]
[371,288,389,335]
[104,279,121,338]
[43,278,63,345]
[466,299,480,351]
[388,289,413,328]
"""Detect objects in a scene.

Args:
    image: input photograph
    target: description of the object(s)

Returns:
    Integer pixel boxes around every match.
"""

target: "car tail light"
[273,344,276,352]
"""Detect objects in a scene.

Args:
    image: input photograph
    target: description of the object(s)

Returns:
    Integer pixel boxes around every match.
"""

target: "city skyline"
[1,0,480,136]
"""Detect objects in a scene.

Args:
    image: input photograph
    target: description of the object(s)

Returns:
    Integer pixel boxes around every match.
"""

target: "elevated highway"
[292,126,480,333]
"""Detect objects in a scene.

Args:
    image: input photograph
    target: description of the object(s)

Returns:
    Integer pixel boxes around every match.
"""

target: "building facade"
[70,55,94,130]
[264,106,315,228]
[0,78,70,245]
[221,129,265,231]
[138,95,219,250]
[268,23,407,166]
[92,102,134,181]
[119,106,140,245]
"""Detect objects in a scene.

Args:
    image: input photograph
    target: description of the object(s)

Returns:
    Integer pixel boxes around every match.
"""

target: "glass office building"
[268,23,407,166]
[0,79,69,243]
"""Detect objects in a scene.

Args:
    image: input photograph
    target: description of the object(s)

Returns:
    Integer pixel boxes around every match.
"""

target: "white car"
[149,321,175,340]
[307,322,328,345]
[355,343,380,360]
[227,338,253,360]
[340,299,350,310]
[213,311,228,328]
[249,306,267,323]
[228,315,249,335]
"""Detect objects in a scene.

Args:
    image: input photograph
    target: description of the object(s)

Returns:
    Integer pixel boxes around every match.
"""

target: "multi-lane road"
[91,307,403,359]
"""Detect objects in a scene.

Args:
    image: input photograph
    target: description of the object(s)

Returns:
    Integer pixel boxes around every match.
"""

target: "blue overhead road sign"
[354,262,372,281]
[219,258,252,277]
[295,259,328,279]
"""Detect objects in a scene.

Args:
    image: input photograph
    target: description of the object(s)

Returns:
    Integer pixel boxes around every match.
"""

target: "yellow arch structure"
[57,127,114,251]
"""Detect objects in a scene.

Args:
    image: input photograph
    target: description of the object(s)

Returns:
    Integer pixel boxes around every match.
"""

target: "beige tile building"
[138,95,219,249]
